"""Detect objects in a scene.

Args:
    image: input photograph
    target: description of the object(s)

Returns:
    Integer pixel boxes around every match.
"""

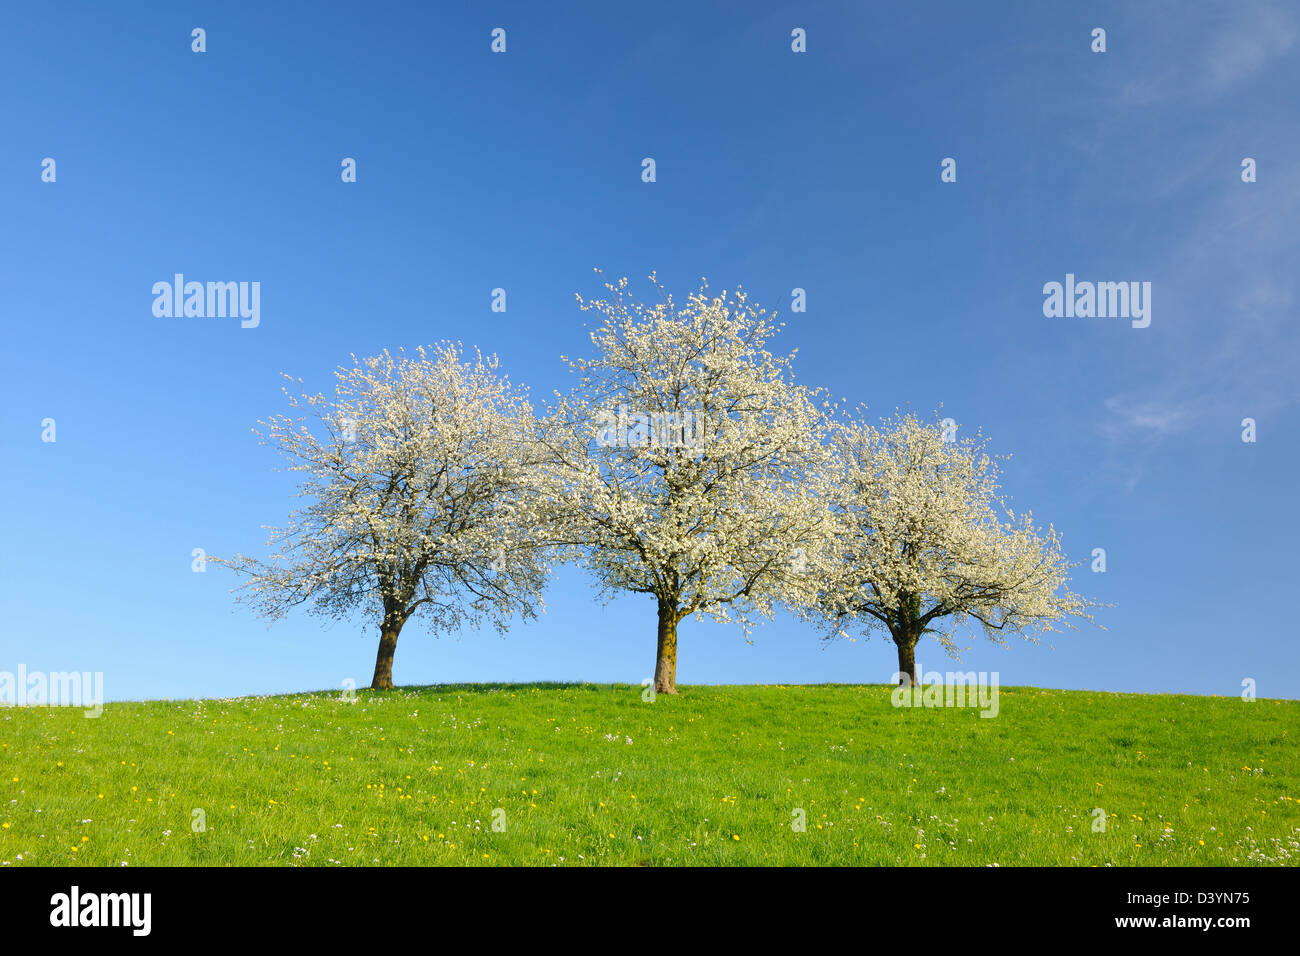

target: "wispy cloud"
[1113,2,1297,106]
[1089,2,1300,468]
[1100,396,1195,440]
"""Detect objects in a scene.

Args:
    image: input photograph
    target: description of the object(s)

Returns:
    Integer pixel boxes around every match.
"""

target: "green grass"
[1,683,1296,866]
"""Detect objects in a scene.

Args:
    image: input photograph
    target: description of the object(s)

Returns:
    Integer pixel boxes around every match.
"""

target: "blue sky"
[2,1,1297,702]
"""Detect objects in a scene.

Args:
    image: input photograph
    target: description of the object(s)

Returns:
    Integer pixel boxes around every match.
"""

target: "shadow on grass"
[360,681,605,695]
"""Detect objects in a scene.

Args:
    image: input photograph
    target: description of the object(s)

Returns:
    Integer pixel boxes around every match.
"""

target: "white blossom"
[215,344,550,688]
[538,273,834,693]
[805,409,1099,684]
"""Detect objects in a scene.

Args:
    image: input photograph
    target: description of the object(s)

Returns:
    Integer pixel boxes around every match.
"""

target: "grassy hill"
[2,683,1296,866]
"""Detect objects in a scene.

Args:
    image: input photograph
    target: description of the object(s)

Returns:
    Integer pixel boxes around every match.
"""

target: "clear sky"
[3,1,1297,702]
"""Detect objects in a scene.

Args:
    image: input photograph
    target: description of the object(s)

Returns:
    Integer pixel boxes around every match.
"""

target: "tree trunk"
[894,632,918,687]
[653,600,680,695]
[370,623,402,690]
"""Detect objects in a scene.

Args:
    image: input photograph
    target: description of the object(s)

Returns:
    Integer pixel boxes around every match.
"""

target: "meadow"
[2,683,1296,866]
